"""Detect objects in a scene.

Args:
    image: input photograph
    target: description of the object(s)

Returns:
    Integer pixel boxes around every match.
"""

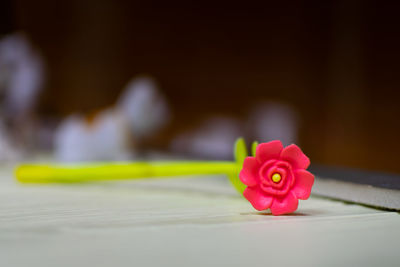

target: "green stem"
[15,161,237,183]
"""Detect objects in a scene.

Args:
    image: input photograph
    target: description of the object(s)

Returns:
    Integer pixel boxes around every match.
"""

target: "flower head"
[239,140,314,215]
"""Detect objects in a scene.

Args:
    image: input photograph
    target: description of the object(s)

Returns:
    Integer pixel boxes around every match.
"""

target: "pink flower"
[239,140,314,215]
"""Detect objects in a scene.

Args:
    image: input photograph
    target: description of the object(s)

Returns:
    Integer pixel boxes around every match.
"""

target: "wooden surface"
[1,168,399,267]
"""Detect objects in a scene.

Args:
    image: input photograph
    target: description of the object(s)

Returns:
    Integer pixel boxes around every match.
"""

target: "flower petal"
[256,140,283,163]
[269,192,298,215]
[239,157,259,186]
[292,169,314,200]
[243,187,273,211]
[280,144,310,170]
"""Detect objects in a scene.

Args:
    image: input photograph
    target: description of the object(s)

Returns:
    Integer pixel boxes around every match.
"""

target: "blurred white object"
[247,102,299,146]
[0,33,45,161]
[55,77,169,162]
[171,117,243,159]
[54,111,131,162]
[0,33,44,117]
[117,77,170,140]
[0,122,21,162]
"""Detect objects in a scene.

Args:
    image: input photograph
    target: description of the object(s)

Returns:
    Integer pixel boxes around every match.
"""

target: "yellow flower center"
[271,173,281,183]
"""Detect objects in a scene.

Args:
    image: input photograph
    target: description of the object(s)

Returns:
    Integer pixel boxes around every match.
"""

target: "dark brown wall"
[6,0,400,172]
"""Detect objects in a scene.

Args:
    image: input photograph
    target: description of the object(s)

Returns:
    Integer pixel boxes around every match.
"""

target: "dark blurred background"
[1,0,400,172]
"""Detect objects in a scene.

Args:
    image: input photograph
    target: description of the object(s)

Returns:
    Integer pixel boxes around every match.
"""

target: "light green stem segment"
[15,161,237,184]
[14,138,251,194]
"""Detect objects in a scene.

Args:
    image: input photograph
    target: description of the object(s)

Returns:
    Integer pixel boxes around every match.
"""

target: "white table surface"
[1,167,399,267]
